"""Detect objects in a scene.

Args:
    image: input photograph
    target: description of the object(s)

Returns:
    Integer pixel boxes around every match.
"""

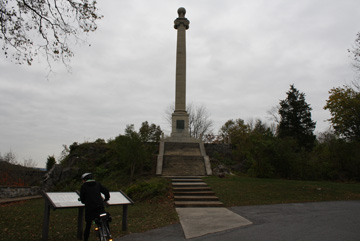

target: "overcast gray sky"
[1,0,360,168]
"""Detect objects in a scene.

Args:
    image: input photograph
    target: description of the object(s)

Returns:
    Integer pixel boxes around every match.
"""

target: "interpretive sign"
[107,191,133,205]
[44,192,84,208]
[42,190,133,241]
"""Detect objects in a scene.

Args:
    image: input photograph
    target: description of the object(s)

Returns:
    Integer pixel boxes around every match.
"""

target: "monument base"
[170,111,195,142]
[166,135,199,143]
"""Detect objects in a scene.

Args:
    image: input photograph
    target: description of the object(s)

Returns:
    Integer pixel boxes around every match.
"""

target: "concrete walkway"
[176,207,252,238]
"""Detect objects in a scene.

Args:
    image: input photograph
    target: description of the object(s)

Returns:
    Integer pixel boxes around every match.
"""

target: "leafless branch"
[0,0,101,72]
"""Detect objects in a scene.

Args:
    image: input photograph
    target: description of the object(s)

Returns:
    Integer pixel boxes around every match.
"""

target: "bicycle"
[93,211,113,241]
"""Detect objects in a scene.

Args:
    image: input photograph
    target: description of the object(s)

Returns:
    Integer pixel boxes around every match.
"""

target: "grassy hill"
[0,161,45,186]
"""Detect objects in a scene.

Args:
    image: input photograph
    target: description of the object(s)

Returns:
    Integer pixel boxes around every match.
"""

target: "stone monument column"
[171,7,190,138]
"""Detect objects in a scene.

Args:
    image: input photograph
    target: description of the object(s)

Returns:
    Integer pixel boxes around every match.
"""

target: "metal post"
[42,201,50,241]
[77,207,84,240]
[122,205,128,231]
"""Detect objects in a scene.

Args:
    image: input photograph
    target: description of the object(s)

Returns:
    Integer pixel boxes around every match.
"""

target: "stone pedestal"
[171,112,189,138]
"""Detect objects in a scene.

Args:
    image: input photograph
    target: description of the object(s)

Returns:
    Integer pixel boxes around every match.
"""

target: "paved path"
[116,201,360,241]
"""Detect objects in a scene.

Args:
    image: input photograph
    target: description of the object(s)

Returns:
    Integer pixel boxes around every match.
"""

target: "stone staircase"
[163,156,205,176]
[161,142,206,176]
[172,177,224,207]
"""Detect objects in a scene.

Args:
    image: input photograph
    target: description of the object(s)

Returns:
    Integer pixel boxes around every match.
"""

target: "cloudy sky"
[1,0,360,168]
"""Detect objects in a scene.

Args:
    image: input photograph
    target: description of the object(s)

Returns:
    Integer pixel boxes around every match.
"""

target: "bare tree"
[164,102,214,140]
[164,103,174,131]
[351,79,360,91]
[23,157,37,168]
[58,144,69,163]
[187,103,214,139]
[1,150,18,164]
[267,105,280,124]
[351,32,360,73]
[0,0,101,70]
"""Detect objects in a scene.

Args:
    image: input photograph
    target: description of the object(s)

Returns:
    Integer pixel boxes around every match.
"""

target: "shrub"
[125,178,170,202]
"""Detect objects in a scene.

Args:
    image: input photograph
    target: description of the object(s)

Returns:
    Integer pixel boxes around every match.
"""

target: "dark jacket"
[80,180,110,219]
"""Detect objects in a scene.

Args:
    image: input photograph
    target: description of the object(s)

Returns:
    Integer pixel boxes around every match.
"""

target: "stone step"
[162,157,206,176]
[161,146,206,176]
[172,178,203,182]
[164,151,202,156]
[164,142,201,156]
[172,182,207,187]
[163,170,205,176]
[175,201,224,207]
[165,142,200,148]
[164,155,204,159]
[165,176,204,179]
[173,186,212,192]
[174,196,220,201]
[173,191,216,196]
[171,178,224,207]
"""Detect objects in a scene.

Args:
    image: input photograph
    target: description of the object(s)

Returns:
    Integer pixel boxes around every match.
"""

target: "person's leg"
[83,219,92,241]
[107,212,111,231]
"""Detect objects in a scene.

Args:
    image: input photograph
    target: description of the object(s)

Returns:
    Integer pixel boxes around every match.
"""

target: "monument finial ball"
[178,7,186,17]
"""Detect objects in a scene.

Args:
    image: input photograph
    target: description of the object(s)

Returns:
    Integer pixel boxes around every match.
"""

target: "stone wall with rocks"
[0,186,41,199]
[42,164,79,191]
[204,143,233,176]
[204,143,232,160]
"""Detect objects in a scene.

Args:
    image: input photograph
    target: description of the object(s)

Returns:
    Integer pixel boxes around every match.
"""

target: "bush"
[125,178,170,202]
[313,139,360,181]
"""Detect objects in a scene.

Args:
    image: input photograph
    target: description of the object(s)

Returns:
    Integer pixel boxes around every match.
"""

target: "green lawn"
[0,197,178,241]
[205,175,360,206]
[1,176,360,240]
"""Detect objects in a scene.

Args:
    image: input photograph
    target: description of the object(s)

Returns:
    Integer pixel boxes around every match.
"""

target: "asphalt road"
[116,201,360,241]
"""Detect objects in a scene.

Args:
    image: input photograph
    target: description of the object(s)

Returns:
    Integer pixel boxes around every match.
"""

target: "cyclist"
[79,173,110,241]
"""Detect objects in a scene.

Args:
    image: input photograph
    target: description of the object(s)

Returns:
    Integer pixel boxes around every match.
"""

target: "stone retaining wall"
[204,143,232,159]
[0,186,41,199]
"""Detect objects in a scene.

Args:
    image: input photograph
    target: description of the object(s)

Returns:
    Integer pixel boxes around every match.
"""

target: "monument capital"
[174,7,190,29]
[178,7,186,17]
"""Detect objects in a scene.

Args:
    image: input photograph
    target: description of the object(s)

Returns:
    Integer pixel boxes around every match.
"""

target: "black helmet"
[81,173,93,181]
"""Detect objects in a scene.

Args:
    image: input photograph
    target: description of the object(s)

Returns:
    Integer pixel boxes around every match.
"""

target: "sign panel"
[44,191,132,208]
[107,192,132,205]
[45,192,84,208]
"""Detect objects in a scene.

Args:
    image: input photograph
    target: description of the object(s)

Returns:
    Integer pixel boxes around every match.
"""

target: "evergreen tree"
[46,155,56,171]
[278,85,316,149]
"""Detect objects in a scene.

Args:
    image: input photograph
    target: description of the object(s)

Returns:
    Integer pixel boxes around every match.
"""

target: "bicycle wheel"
[103,221,112,241]
[98,223,106,241]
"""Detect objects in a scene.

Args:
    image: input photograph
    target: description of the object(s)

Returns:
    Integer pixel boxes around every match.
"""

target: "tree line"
[49,81,359,185]
[213,83,360,181]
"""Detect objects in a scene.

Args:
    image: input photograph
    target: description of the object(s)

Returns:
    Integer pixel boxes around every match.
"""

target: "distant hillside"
[0,161,45,186]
